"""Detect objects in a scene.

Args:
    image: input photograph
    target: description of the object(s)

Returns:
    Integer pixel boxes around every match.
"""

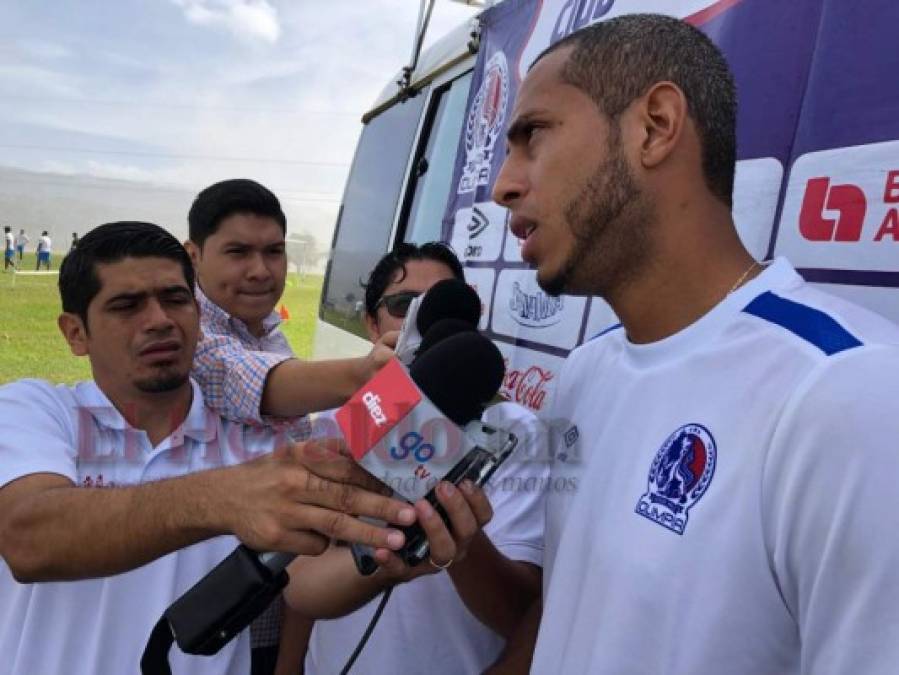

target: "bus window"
[320,92,428,338]
[400,71,473,246]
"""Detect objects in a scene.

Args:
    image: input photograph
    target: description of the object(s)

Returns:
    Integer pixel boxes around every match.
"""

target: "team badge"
[635,423,716,535]
[458,50,509,194]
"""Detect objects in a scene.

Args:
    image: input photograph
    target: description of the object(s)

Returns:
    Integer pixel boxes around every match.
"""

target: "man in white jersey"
[36,230,52,270]
[0,222,420,675]
[3,226,15,271]
[491,14,899,675]
[15,229,29,261]
[291,243,547,675]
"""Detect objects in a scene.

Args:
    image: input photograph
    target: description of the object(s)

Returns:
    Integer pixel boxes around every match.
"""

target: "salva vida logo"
[509,281,564,327]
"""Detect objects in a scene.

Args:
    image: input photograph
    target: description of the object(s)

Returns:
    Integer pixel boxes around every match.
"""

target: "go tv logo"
[799,171,899,243]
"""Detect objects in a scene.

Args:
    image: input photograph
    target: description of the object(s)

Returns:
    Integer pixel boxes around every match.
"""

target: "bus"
[315,0,899,419]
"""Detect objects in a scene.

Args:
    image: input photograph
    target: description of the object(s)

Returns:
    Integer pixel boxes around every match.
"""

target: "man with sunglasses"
[278,242,549,675]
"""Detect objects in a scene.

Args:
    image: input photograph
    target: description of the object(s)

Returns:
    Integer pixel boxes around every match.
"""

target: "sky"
[0,0,481,258]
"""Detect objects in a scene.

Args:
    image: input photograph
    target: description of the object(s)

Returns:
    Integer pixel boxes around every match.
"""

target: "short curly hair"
[363,242,465,317]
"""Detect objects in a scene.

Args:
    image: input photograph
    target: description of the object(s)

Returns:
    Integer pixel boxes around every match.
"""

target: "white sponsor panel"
[517,0,729,78]
[450,202,507,262]
[463,267,496,331]
[732,157,783,260]
[495,341,566,418]
[775,140,899,271]
[582,296,620,342]
[491,269,588,349]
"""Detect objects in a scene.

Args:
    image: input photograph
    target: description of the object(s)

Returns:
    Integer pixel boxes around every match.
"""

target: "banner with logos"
[444,0,899,418]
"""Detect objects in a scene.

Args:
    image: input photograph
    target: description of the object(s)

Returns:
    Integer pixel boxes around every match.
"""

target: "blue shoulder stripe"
[588,322,623,342]
[742,291,862,355]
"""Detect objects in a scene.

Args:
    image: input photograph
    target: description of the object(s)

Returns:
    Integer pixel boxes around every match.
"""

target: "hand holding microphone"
[339,286,513,574]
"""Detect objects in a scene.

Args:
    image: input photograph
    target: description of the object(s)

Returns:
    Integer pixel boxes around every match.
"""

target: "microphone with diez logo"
[339,329,513,573]
[141,328,514,671]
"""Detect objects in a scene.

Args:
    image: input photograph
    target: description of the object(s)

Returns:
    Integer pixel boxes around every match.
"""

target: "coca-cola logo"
[502,361,554,411]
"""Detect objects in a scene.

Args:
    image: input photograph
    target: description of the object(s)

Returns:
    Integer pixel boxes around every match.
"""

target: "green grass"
[0,252,324,385]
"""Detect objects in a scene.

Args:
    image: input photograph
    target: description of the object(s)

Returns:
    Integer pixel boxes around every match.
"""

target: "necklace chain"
[728,260,761,295]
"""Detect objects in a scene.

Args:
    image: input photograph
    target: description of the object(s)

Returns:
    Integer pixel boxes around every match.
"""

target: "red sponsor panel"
[775,141,899,272]
[336,358,421,461]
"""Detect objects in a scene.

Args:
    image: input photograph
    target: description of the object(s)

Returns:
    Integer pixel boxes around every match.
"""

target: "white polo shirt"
[532,259,899,674]
[306,401,549,675]
[0,379,284,675]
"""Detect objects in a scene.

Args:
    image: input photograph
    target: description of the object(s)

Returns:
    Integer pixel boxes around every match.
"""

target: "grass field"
[0,252,324,385]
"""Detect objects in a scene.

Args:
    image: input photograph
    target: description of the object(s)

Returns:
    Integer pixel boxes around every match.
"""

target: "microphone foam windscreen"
[415,279,481,338]
[409,331,505,426]
[416,318,476,358]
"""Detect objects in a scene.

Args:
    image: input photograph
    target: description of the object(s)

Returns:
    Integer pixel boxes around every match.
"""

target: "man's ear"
[363,314,381,343]
[634,81,688,170]
[58,313,89,356]
[183,240,201,267]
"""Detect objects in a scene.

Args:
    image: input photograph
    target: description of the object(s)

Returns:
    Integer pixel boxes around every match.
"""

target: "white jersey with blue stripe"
[533,258,899,675]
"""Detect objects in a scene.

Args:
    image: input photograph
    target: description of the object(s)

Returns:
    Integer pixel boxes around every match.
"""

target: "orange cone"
[278,304,290,321]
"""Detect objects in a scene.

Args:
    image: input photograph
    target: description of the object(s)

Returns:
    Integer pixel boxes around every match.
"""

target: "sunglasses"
[375,290,422,318]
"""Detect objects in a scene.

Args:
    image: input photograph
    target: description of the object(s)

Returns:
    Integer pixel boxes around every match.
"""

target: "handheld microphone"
[394,278,481,364]
[340,330,513,572]
[142,302,508,670]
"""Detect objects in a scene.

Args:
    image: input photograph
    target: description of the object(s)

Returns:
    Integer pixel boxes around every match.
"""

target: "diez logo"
[362,391,388,427]
[502,361,554,412]
[509,282,564,327]
[799,171,899,242]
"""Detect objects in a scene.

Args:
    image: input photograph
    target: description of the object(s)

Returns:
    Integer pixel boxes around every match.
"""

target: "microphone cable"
[339,586,394,675]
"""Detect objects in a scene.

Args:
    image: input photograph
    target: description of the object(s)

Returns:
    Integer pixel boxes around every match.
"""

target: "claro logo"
[362,391,388,427]
[799,171,899,242]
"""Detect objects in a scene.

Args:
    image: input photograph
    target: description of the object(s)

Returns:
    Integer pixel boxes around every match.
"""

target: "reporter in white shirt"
[0,222,420,675]
[284,243,548,675]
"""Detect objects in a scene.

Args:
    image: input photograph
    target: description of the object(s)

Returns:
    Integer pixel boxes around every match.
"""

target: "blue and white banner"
[444,0,899,416]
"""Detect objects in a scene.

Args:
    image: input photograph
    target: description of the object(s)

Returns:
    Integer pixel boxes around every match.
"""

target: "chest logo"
[635,423,716,535]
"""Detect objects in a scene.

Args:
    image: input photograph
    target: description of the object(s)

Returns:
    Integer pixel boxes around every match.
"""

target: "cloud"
[171,0,281,44]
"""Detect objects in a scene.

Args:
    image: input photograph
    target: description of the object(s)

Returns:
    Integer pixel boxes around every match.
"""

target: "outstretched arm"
[0,439,415,583]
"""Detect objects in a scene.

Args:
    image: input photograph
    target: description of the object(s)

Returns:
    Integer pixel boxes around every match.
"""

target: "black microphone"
[415,278,481,337]
[415,317,476,360]
[410,330,504,426]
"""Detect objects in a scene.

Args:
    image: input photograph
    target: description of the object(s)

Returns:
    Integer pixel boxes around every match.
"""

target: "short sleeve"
[0,380,78,489]
[192,330,293,425]
[481,402,550,567]
[763,346,899,674]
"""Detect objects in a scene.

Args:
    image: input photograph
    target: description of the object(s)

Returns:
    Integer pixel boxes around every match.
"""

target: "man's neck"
[103,382,194,447]
[606,203,757,344]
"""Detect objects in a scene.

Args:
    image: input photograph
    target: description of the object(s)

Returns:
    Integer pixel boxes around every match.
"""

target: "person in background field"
[36,231,52,270]
[70,232,79,252]
[184,178,398,675]
[0,221,418,675]
[490,14,899,674]
[279,242,547,675]
[3,226,15,271]
[15,229,29,261]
